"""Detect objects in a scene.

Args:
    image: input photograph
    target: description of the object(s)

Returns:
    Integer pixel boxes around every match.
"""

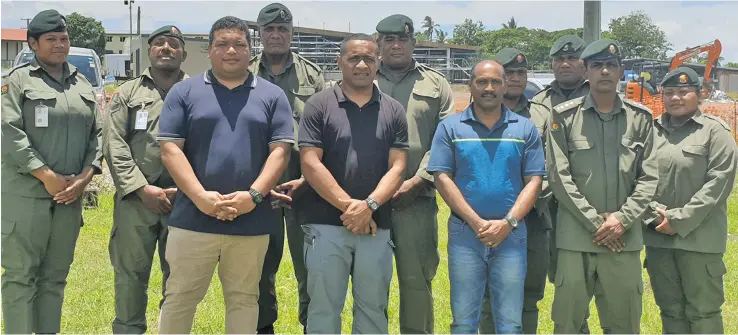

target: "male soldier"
[102,25,188,333]
[478,48,550,334]
[529,34,591,333]
[547,39,658,334]
[248,3,325,334]
[374,14,455,334]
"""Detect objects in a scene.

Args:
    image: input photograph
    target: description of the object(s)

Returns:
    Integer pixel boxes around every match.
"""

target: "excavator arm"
[670,39,722,78]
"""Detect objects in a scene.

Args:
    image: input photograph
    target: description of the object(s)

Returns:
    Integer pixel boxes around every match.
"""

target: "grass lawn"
[59,192,738,334]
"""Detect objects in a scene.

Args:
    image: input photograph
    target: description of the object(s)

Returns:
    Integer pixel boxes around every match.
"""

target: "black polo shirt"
[298,83,409,229]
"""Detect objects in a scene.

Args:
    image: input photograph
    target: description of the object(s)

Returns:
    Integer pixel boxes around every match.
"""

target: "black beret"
[580,39,622,61]
[148,25,184,45]
[28,9,67,38]
[660,67,700,87]
[376,14,414,35]
[494,48,528,69]
[257,3,293,26]
[550,35,585,57]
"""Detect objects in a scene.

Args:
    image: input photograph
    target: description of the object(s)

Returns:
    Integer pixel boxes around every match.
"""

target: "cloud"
[2,0,736,62]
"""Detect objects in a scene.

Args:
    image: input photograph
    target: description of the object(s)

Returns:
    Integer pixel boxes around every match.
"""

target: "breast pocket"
[680,144,708,174]
[291,86,316,119]
[126,97,155,133]
[410,88,439,120]
[620,137,644,178]
[567,139,594,179]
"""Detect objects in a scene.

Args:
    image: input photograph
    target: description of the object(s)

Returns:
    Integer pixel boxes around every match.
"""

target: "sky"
[2,0,736,63]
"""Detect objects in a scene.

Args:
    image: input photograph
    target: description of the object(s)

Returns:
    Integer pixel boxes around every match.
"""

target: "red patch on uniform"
[552,122,561,131]
[1,84,8,95]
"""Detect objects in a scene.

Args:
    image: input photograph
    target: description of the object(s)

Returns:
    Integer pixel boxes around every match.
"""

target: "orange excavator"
[625,39,722,116]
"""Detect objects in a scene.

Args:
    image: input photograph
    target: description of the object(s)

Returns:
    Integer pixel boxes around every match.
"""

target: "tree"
[502,17,518,29]
[606,11,672,59]
[695,54,724,67]
[414,31,428,43]
[451,19,485,46]
[421,16,439,41]
[65,12,106,56]
[436,30,447,43]
[726,62,738,69]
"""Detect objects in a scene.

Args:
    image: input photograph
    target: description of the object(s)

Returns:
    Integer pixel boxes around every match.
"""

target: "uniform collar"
[29,56,77,80]
[257,52,295,76]
[512,94,529,113]
[657,109,704,128]
[378,59,418,82]
[204,69,257,88]
[551,79,588,96]
[141,67,188,84]
[582,92,623,115]
[333,82,381,104]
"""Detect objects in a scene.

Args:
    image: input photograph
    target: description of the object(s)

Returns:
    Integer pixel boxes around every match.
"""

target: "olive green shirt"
[377,61,455,197]
[249,52,325,182]
[547,93,659,252]
[643,110,737,253]
[1,58,103,198]
[102,68,188,198]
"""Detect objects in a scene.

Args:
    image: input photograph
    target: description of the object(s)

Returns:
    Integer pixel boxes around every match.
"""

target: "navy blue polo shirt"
[157,70,294,236]
[297,84,409,229]
[427,104,545,221]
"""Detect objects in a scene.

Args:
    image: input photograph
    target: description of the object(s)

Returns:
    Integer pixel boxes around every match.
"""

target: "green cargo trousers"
[258,206,308,331]
[390,196,440,334]
[552,249,643,334]
[1,194,83,334]
[479,215,549,334]
[108,195,170,334]
[645,247,726,334]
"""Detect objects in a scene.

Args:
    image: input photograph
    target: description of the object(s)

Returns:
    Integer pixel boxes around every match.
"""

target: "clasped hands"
[594,212,627,252]
[473,219,512,248]
[42,171,92,205]
[339,199,377,236]
[193,189,292,221]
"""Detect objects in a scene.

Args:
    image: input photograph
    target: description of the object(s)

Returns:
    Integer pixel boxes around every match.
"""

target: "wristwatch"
[248,188,264,204]
[504,215,519,230]
[365,197,379,212]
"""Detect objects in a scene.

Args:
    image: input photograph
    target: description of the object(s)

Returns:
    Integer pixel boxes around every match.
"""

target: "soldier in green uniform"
[546,39,659,334]
[1,9,103,334]
[102,25,188,334]
[248,3,325,333]
[374,14,455,334]
[477,48,550,334]
[644,67,736,334]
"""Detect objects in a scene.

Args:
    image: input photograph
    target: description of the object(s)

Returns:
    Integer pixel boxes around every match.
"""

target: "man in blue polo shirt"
[427,60,544,334]
[155,16,293,334]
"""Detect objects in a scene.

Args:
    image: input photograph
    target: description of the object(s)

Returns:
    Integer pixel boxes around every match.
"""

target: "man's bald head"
[470,59,505,82]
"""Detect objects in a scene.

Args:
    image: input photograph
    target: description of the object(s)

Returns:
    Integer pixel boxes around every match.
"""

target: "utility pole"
[21,18,31,28]
[583,0,601,45]
[124,0,135,76]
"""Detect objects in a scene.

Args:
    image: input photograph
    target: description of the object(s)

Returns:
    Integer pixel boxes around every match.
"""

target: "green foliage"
[502,17,518,29]
[421,16,439,41]
[436,30,447,44]
[606,10,672,59]
[726,62,738,69]
[451,19,485,46]
[65,12,106,56]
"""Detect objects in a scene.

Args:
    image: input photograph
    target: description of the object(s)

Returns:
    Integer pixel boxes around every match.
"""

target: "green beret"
[660,67,700,87]
[147,25,184,45]
[494,48,527,69]
[376,14,414,35]
[28,9,67,38]
[580,39,622,61]
[550,35,585,57]
[257,3,293,26]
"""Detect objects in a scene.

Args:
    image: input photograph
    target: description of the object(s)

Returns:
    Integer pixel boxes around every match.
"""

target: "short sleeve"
[391,101,409,149]
[269,90,295,144]
[298,100,324,148]
[523,121,546,176]
[157,83,188,140]
[426,121,455,174]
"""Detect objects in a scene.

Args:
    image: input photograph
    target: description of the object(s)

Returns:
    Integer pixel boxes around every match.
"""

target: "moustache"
[481,92,498,98]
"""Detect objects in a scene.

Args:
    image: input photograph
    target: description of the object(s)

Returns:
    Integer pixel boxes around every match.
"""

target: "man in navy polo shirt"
[156,16,293,334]
[298,33,408,334]
[427,60,544,334]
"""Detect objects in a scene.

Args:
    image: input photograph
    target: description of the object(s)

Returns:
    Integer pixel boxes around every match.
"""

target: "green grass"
[58,192,738,333]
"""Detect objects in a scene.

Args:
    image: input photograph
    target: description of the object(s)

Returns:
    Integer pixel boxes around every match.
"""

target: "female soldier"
[644,67,736,334]
[1,9,102,334]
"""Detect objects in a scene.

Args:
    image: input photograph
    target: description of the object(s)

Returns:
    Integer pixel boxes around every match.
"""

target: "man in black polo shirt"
[156,16,293,334]
[298,33,409,334]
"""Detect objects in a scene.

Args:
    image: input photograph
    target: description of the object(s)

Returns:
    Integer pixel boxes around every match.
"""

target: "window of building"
[120,37,126,42]
[106,36,113,42]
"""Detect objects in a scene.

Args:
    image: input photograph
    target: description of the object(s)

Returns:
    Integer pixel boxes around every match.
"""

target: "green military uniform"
[547,40,659,334]
[102,25,188,334]
[478,48,551,335]
[1,10,103,334]
[375,14,455,334]
[643,67,736,334]
[249,4,325,332]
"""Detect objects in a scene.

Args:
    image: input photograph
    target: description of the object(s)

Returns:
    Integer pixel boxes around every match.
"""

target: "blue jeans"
[447,216,527,334]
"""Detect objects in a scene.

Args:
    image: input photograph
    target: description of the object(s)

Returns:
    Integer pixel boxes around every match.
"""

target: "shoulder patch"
[703,114,732,132]
[553,96,585,114]
[294,53,323,74]
[623,99,653,115]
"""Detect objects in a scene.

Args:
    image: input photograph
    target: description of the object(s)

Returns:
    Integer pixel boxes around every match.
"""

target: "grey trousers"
[302,223,394,334]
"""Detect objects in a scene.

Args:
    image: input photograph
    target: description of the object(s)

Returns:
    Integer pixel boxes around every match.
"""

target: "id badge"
[135,103,148,130]
[35,104,49,128]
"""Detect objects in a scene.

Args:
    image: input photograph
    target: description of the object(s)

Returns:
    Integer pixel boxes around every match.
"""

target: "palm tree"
[436,30,447,43]
[422,16,440,41]
[502,17,518,29]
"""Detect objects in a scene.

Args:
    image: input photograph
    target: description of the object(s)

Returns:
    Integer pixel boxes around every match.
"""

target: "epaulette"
[553,96,585,114]
[4,62,31,77]
[623,99,653,115]
[250,54,261,63]
[703,113,732,132]
[529,100,550,111]
[416,63,446,78]
[294,53,323,74]
[530,85,552,103]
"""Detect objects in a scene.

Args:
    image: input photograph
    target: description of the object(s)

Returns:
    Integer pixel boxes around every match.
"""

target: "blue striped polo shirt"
[427,104,545,220]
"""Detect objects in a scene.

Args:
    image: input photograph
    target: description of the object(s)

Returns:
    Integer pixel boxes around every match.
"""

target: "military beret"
[580,39,622,61]
[257,3,293,26]
[550,35,585,57]
[376,14,414,35]
[28,9,67,38]
[148,25,184,45]
[660,67,700,87]
[494,48,527,69]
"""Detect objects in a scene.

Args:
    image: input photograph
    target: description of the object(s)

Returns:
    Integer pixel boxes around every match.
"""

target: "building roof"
[2,28,27,41]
